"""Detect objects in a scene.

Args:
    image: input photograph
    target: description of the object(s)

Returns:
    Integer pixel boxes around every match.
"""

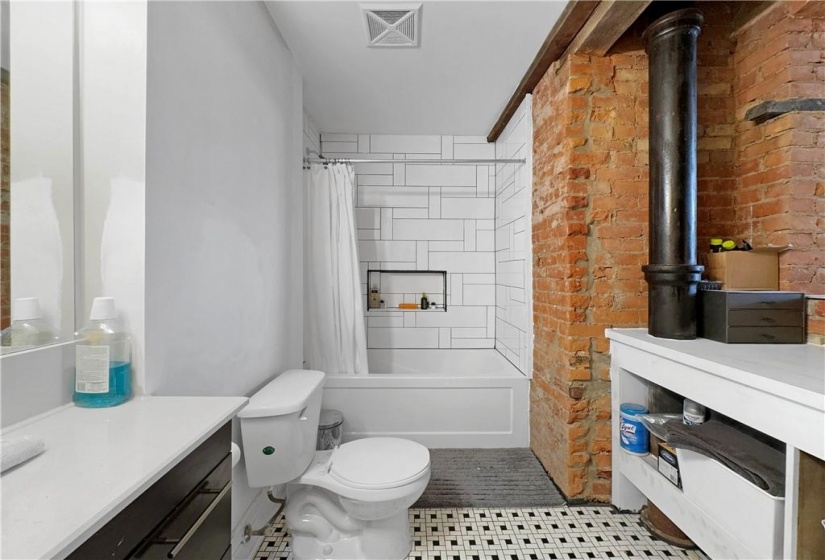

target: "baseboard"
[231,486,284,560]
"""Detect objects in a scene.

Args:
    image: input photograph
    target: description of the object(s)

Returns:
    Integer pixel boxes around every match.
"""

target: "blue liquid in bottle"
[74,297,132,408]
[73,361,132,408]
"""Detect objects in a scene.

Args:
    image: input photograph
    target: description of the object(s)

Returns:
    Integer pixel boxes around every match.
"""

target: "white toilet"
[239,370,431,560]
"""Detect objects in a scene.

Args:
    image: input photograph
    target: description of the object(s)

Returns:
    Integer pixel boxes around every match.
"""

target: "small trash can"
[317,409,344,450]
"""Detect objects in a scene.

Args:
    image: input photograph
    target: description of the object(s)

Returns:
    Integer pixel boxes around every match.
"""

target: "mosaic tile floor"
[255,506,709,560]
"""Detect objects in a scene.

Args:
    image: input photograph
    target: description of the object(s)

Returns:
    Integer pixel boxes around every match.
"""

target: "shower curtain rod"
[304,157,526,165]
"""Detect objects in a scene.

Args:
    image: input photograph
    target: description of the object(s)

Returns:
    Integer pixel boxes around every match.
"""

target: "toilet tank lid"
[238,370,325,418]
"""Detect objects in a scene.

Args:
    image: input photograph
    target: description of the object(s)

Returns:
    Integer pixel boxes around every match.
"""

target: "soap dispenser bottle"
[420,292,429,310]
[73,297,132,408]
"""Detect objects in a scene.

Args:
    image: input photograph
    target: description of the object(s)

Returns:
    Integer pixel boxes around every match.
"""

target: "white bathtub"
[321,349,529,448]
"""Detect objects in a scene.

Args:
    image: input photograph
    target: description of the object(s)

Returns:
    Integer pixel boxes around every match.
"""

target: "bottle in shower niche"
[73,297,132,408]
[369,286,380,309]
[420,292,429,310]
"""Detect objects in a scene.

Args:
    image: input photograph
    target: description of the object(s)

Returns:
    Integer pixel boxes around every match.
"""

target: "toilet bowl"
[239,370,430,560]
[286,438,430,559]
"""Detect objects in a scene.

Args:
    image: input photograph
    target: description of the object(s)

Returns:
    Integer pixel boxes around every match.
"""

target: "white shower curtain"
[304,164,369,375]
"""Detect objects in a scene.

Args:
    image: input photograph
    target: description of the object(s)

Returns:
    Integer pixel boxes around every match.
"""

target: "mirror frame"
[1,1,80,355]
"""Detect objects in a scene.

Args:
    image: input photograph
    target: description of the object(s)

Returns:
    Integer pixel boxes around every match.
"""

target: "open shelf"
[605,329,823,559]
[615,446,755,559]
[366,307,445,313]
[366,269,447,312]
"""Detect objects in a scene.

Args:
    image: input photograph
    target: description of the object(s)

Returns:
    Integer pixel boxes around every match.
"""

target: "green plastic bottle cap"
[722,240,736,250]
[710,238,723,246]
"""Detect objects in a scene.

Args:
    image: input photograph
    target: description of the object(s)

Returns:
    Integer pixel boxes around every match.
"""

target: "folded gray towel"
[665,418,785,497]
[1,435,45,473]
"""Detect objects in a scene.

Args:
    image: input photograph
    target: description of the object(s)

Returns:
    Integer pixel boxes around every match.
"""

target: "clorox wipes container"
[620,403,649,455]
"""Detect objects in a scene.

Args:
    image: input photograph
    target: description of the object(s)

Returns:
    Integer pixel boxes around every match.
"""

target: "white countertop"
[1,396,248,560]
[606,328,825,410]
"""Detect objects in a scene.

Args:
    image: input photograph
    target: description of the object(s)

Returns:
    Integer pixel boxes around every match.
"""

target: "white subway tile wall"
[494,96,533,375]
[323,133,498,350]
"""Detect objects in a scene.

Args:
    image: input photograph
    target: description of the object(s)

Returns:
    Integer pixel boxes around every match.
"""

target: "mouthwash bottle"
[73,297,132,408]
[0,297,60,353]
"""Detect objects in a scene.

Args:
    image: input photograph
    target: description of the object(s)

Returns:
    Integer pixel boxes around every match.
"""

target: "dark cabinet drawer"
[721,291,804,310]
[699,290,805,343]
[728,309,803,327]
[67,423,231,560]
[132,455,231,560]
[721,327,805,344]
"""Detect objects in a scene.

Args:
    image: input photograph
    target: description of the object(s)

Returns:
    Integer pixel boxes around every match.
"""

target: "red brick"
[531,1,823,502]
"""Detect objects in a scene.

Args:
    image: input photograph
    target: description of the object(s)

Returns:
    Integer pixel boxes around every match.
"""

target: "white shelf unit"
[607,329,825,560]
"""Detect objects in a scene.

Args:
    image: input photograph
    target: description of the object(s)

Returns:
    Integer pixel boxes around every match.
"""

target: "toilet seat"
[296,438,431,502]
[330,438,430,490]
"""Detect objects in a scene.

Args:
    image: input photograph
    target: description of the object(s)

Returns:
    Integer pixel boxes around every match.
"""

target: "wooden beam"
[567,0,652,57]
[732,1,774,30]
[486,0,599,143]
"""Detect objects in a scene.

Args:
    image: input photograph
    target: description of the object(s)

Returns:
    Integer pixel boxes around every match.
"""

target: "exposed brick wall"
[532,34,654,502]
[732,1,825,295]
[532,53,584,498]
[808,298,825,344]
[531,1,823,502]
[697,7,738,253]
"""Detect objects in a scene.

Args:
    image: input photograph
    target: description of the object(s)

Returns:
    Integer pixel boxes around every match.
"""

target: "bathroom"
[2,1,824,559]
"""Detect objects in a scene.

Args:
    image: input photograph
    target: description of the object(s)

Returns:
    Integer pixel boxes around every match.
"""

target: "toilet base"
[286,486,413,560]
[291,510,411,560]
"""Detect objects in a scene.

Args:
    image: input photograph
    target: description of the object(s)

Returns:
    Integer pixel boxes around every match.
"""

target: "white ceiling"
[265,1,566,136]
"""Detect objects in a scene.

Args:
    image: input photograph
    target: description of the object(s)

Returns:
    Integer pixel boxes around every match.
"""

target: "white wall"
[9,1,74,337]
[1,1,8,71]
[494,96,533,375]
[79,0,147,392]
[143,0,303,543]
[323,134,497,350]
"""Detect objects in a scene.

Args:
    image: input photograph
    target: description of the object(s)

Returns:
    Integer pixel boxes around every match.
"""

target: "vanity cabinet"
[1,396,247,560]
[607,329,825,559]
[66,423,231,560]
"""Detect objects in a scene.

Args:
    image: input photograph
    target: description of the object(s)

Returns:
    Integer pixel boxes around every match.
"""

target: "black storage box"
[699,290,805,343]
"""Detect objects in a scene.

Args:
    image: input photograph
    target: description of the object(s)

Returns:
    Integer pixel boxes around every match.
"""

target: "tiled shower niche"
[366,270,447,311]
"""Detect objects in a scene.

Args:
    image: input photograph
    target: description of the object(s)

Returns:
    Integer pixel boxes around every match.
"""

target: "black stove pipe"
[642,9,704,340]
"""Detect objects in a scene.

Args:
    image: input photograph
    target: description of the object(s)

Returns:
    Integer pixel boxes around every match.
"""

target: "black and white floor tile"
[255,506,709,560]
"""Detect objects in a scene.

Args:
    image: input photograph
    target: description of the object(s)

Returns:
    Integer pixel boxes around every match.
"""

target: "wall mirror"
[1,1,76,354]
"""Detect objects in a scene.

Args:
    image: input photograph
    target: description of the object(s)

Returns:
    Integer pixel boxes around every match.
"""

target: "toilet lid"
[329,438,430,490]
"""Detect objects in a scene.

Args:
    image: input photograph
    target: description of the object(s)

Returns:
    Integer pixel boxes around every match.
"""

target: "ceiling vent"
[361,3,421,47]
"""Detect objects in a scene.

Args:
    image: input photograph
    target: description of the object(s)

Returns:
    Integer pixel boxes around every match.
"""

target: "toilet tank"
[239,370,325,488]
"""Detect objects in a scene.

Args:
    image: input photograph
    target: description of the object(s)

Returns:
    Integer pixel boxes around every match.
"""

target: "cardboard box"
[657,442,681,488]
[704,246,788,290]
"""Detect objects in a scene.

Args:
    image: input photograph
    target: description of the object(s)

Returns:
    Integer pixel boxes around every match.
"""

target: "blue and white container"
[620,403,649,455]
